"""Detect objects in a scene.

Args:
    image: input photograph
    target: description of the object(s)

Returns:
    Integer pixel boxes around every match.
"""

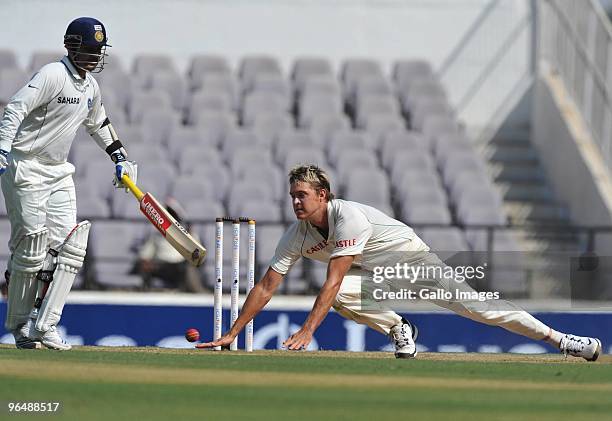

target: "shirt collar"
[61,56,85,80]
[326,200,335,239]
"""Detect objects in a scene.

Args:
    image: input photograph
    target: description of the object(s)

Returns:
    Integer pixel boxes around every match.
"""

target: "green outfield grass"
[0,346,611,421]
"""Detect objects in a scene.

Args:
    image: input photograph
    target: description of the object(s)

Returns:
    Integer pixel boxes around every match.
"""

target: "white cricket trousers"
[332,249,551,341]
[1,155,77,260]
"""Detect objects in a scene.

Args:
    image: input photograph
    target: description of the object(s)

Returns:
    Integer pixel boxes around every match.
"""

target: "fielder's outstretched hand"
[282,327,313,351]
[195,333,235,349]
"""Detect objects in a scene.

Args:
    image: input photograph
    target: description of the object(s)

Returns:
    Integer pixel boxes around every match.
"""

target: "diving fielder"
[200,164,602,361]
[0,17,137,350]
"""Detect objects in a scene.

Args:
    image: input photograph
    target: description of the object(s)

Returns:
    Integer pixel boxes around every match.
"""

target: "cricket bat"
[121,174,207,267]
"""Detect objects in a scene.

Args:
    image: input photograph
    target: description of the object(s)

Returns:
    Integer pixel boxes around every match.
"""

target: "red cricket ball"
[185,328,200,342]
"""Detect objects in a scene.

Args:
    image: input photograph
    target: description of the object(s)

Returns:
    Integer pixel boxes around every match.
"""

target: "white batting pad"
[4,229,48,330]
[36,221,91,332]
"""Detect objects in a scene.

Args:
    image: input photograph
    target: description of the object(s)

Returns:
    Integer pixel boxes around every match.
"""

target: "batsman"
[0,17,137,350]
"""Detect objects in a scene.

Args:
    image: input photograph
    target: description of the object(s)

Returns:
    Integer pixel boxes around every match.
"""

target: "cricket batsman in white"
[0,17,137,350]
[200,164,602,361]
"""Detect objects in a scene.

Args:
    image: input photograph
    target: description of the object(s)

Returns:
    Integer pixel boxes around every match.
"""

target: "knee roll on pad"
[11,229,48,273]
[57,220,91,270]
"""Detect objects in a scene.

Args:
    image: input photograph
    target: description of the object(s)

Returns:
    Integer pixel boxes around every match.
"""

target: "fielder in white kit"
[201,164,602,361]
[0,17,137,350]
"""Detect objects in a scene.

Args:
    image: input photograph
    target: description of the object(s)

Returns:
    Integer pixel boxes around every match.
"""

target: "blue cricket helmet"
[64,17,110,73]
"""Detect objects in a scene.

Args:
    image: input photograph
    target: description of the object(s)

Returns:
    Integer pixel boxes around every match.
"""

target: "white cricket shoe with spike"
[30,325,72,351]
[559,334,602,361]
[390,318,419,359]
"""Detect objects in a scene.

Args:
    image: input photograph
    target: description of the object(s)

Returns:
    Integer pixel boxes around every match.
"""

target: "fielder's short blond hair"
[288,164,335,201]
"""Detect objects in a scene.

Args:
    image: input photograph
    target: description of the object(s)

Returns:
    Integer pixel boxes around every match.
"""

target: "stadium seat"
[95,71,133,110]
[242,92,289,125]
[149,72,188,111]
[355,95,401,129]
[75,188,111,219]
[327,131,371,166]
[393,59,434,88]
[28,51,63,71]
[298,93,344,128]
[335,150,379,185]
[189,54,231,89]
[132,54,177,85]
[341,58,383,98]
[0,49,18,71]
[222,128,267,160]
[307,114,352,144]
[128,90,173,124]
[176,146,223,174]
[292,57,334,94]
[89,221,146,289]
[364,115,406,145]
[251,113,294,142]
[239,55,282,93]
[170,176,215,205]
[251,74,292,105]
[185,163,232,202]
[139,109,182,147]
[409,97,455,131]
[401,203,452,225]
[343,169,391,207]
[284,147,326,172]
[192,110,238,142]
[232,199,283,223]
[299,75,343,99]
[274,130,316,163]
[167,126,220,159]
[198,74,240,110]
[380,131,430,169]
[0,68,29,104]
[227,182,276,218]
[417,226,469,252]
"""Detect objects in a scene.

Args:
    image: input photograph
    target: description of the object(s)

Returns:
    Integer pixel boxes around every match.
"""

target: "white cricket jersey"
[0,56,108,164]
[270,199,429,275]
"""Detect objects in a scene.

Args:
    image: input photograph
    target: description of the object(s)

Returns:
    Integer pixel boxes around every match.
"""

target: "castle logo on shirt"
[306,240,328,254]
[57,96,81,105]
[335,238,357,248]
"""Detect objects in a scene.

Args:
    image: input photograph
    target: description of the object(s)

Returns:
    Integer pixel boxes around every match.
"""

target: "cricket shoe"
[390,318,419,359]
[12,320,42,349]
[30,325,72,351]
[559,334,602,361]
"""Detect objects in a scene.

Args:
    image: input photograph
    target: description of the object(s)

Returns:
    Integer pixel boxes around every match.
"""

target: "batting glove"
[113,160,138,192]
[0,149,8,176]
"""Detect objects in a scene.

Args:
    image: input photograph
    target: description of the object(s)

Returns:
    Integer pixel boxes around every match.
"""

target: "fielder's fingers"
[195,342,215,349]
[282,335,297,348]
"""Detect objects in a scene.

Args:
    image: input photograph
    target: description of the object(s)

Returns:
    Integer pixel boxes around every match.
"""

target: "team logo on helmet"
[94,31,104,43]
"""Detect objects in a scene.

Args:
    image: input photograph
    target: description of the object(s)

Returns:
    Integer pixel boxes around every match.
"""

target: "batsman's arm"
[198,267,284,348]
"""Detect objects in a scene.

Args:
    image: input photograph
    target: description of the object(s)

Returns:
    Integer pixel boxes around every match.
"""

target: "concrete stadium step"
[489,163,546,183]
[496,183,556,202]
[490,126,531,144]
[504,202,571,223]
[483,144,539,165]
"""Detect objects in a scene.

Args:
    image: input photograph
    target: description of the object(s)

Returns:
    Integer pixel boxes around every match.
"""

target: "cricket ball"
[185,328,200,342]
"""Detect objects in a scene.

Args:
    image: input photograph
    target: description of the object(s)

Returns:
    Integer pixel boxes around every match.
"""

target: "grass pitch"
[0,346,610,421]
